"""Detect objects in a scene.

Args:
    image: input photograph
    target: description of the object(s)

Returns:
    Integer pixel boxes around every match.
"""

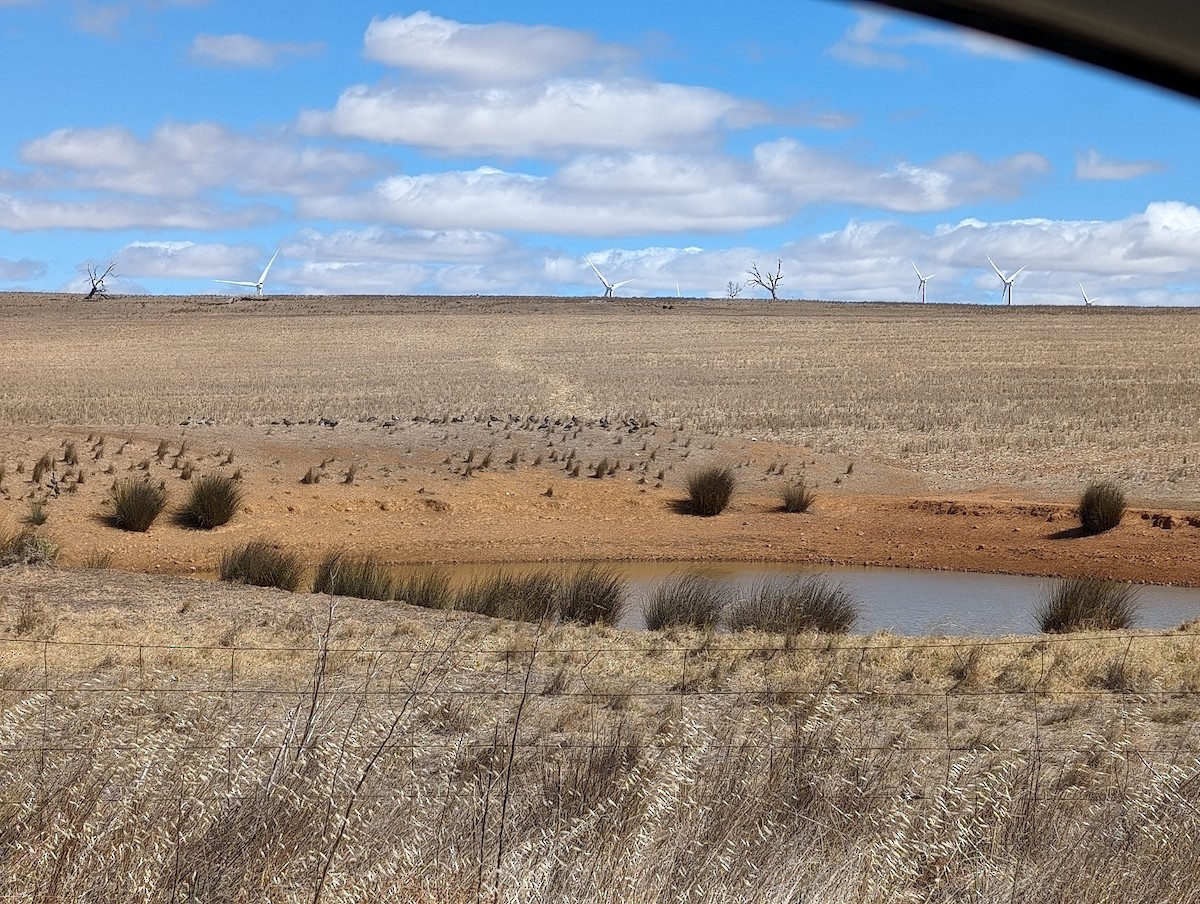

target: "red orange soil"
[3,419,1199,587]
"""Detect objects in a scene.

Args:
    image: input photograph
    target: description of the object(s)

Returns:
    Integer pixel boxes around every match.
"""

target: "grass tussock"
[683,465,736,516]
[395,567,454,610]
[108,478,167,532]
[219,540,305,592]
[312,550,396,601]
[1078,481,1125,534]
[726,574,861,635]
[642,571,724,630]
[0,527,58,567]
[780,479,816,513]
[177,473,243,529]
[1036,576,1139,633]
[558,564,627,625]
[455,571,562,623]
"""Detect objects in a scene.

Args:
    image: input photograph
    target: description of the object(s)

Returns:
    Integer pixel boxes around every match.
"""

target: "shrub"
[684,466,736,516]
[220,540,304,592]
[642,571,725,630]
[313,550,396,600]
[781,479,816,514]
[25,501,48,526]
[1036,576,1139,633]
[726,574,860,635]
[31,451,54,484]
[177,474,242,529]
[559,564,627,625]
[0,528,58,567]
[1078,481,1125,534]
[455,570,561,622]
[395,567,454,610]
[109,478,167,532]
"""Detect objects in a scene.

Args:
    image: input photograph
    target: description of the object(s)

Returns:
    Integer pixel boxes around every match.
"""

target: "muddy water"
[418,561,1200,635]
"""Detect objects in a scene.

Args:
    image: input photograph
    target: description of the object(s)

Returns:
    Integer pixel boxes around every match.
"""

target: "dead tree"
[747,259,783,301]
[726,280,743,298]
[84,261,117,300]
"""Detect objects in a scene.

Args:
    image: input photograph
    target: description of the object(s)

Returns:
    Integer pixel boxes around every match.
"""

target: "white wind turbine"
[911,261,933,303]
[214,249,280,298]
[1079,283,1097,307]
[586,256,639,298]
[987,255,1026,306]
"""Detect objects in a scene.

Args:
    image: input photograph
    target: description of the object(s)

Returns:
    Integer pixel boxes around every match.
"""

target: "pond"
[428,561,1200,635]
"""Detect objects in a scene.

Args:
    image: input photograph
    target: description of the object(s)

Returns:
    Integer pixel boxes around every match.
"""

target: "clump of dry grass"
[642,571,724,630]
[1036,577,1139,632]
[0,527,58,567]
[1078,481,1126,534]
[780,479,816,513]
[395,566,454,610]
[109,478,167,532]
[176,473,242,529]
[558,564,627,626]
[455,570,562,622]
[683,465,736,516]
[220,540,305,592]
[312,550,395,600]
[726,574,861,634]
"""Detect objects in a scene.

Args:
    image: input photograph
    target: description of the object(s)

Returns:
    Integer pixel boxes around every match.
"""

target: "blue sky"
[0,0,1197,304]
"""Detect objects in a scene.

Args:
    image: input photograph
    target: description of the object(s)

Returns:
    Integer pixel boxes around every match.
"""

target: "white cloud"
[1075,149,1166,181]
[363,12,629,83]
[113,240,266,278]
[0,257,47,281]
[287,227,517,264]
[302,78,771,155]
[296,143,1053,236]
[299,158,784,236]
[755,140,1050,212]
[190,33,323,68]
[21,123,382,197]
[0,193,274,230]
[830,9,1026,70]
[71,0,209,38]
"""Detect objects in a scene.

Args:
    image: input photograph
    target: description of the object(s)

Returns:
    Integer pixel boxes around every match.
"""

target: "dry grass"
[0,298,1198,495]
[1,568,1199,903]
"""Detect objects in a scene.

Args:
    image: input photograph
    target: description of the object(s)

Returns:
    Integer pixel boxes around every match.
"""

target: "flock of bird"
[214,249,1097,306]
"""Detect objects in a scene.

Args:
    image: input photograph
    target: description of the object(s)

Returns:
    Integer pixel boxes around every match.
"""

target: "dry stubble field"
[3,293,1200,902]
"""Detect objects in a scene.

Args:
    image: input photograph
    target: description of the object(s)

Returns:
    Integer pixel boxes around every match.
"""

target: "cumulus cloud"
[0,257,47,281]
[0,193,274,230]
[1075,149,1166,181]
[297,143,1050,236]
[21,122,383,197]
[190,33,323,67]
[113,240,267,278]
[363,12,629,83]
[287,227,517,264]
[829,9,1026,69]
[755,140,1050,212]
[301,79,771,155]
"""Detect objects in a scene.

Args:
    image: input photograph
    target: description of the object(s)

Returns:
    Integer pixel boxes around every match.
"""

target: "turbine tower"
[911,261,933,303]
[987,255,1026,306]
[586,256,639,298]
[1079,283,1097,307]
[214,249,280,298]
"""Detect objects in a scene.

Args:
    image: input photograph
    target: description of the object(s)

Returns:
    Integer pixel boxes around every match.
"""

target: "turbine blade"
[988,256,1010,281]
[585,256,610,288]
[1011,265,1027,279]
[213,280,257,287]
[258,248,280,285]
[911,260,922,279]
[612,277,640,289]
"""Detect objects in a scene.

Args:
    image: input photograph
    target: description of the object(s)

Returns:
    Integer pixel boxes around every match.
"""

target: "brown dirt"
[4,417,1199,587]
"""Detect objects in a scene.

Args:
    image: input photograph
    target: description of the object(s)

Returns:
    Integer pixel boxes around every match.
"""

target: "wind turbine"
[214,249,280,298]
[987,255,1026,306]
[911,261,933,304]
[1079,283,1097,307]
[586,256,639,298]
